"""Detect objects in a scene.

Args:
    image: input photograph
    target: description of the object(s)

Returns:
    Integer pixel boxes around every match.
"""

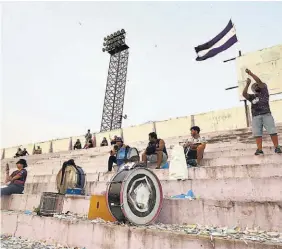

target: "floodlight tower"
[100,29,129,132]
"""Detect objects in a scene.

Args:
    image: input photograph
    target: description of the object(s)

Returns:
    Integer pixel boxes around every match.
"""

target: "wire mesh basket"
[39,192,64,217]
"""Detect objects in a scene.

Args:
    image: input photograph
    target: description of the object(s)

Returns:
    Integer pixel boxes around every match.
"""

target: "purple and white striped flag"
[195,20,238,61]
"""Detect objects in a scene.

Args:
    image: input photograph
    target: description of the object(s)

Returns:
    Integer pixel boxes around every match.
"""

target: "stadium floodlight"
[100,29,130,132]
[102,29,129,55]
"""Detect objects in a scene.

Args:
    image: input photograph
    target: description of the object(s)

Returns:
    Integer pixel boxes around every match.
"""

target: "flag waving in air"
[195,20,238,61]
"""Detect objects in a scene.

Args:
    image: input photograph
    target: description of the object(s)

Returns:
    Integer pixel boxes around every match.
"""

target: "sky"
[1,1,282,148]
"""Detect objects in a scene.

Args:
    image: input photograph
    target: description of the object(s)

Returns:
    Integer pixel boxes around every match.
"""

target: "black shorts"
[187,149,197,159]
[184,147,197,160]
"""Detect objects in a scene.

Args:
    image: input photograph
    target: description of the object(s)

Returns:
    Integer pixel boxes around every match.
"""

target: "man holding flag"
[242,69,281,155]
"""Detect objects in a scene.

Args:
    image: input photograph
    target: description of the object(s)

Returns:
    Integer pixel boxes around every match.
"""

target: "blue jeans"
[252,113,277,137]
[1,184,24,196]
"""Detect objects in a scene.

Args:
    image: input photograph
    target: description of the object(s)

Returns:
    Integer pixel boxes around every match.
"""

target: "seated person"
[21,148,29,156]
[183,126,207,166]
[14,148,22,158]
[100,137,108,147]
[74,139,82,150]
[142,132,168,169]
[84,139,93,149]
[108,137,130,172]
[34,146,42,155]
[1,159,28,196]
[110,135,118,145]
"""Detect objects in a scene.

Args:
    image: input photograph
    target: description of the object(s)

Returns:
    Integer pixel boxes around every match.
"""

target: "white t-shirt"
[186,136,207,145]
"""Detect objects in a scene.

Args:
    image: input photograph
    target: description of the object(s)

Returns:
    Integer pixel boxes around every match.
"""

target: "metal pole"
[238,50,251,127]
[244,99,250,127]
[111,51,121,130]
[223,50,251,127]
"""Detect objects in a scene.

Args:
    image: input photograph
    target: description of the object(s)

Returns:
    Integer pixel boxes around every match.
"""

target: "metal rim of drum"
[106,167,163,225]
[121,168,163,225]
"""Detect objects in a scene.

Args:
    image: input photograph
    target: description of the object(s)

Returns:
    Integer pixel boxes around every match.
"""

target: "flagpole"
[223,20,251,127]
[232,19,241,56]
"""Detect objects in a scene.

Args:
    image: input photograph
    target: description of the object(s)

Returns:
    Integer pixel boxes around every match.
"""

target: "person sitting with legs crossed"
[183,126,207,167]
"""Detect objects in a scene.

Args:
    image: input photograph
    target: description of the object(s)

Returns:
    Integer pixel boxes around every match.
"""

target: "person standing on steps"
[242,68,281,155]
[84,129,92,145]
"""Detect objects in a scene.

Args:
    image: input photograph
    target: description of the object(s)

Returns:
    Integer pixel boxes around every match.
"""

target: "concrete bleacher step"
[2,125,281,166]
[95,163,282,181]
[188,163,282,179]
[202,154,282,167]
[86,176,282,202]
[204,145,278,158]
[1,194,282,232]
[20,162,281,183]
[22,175,282,202]
[11,162,279,191]
[2,146,281,181]
[1,210,281,249]
[15,161,281,203]
[1,136,279,172]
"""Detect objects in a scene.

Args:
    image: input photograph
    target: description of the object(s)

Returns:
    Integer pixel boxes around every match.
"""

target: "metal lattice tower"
[100,29,129,132]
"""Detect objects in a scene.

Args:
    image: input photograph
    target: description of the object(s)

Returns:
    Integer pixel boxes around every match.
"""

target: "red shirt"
[10,169,27,186]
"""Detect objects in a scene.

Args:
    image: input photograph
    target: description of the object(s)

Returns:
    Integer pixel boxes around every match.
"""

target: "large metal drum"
[56,165,86,194]
[106,165,163,225]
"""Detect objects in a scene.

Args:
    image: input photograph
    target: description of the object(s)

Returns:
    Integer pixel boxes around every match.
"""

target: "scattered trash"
[0,234,86,248]
[161,162,169,169]
[170,190,197,200]
[2,210,282,245]
[24,210,32,215]
[187,190,195,198]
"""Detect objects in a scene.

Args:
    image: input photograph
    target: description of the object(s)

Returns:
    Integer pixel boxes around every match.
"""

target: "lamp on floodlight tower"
[100,29,130,132]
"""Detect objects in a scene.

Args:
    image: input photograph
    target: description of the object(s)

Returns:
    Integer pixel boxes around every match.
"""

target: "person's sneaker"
[254,149,264,155]
[275,146,282,154]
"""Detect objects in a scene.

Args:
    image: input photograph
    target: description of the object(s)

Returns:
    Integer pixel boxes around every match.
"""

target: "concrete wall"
[23,144,35,155]
[236,44,282,101]
[194,106,246,133]
[95,129,122,146]
[270,99,282,123]
[71,135,85,147]
[123,123,155,144]
[155,116,191,139]
[4,146,20,159]
[36,141,51,154]
[1,101,281,158]
[52,138,71,153]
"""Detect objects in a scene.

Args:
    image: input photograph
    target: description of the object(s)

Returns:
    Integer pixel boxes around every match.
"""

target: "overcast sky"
[1,1,282,148]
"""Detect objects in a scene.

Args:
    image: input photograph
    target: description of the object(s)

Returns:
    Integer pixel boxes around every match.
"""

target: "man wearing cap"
[108,137,130,172]
[1,159,28,196]
[242,69,281,155]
